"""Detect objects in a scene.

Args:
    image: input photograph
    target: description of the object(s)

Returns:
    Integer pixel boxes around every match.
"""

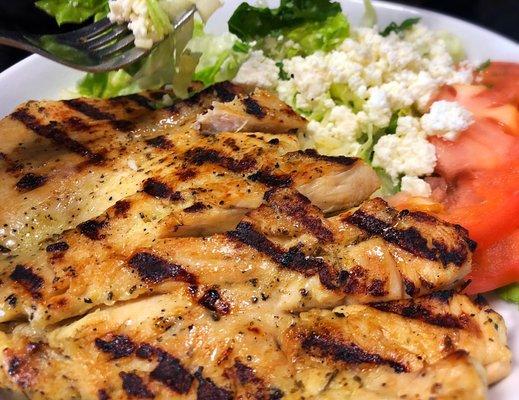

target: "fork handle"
[0,30,37,53]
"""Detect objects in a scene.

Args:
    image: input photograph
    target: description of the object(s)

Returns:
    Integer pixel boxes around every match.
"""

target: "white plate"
[0,1,517,398]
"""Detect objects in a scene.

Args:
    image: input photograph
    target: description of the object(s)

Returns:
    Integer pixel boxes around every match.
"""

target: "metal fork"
[0,6,196,73]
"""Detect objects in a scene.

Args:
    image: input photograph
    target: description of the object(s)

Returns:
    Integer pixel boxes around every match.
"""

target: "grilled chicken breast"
[0,186,473,328]
[0,83,511,400]
[0,291,509,399]
[0,83,306,256]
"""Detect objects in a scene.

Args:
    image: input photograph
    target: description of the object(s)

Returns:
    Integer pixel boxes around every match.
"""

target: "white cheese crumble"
[233,51,279,89]
[421,100,474,141]
[400,176,432,197]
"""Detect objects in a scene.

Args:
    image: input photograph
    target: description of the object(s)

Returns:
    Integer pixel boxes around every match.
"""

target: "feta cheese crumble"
[233,51,279,89]
[400,176,432,197]
[421,100,474,141]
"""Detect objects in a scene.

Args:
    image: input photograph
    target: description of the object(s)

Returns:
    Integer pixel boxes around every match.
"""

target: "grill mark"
[243,97,266,118]
[95,335,136,359]
[370,300,468,329]
[228,222,338,290]
[232,362,284,400]
[128,252,197,284]
[403,279,417,296]
[198,289,231,316]
[126,94,155,110]
[114,200,131,217]
[223,138,240,152]
[6,294,17,307]
[64,99,133,131]
[143,178,182,201]
[345,210,469,266]
[15,173,47,192]
[120,372,154,398]
[78,219,107,240]
[177,168,197,181]
[214,82,239,103]
[264,189,333,243]
[302,332,407,373]
[150,352,193,394]
[184,202,209,213]
[4,349,36,389]
[145,135,173,149]
[301,149,357,166]
[185,148,256,173]
[136,344,156,360]
[0,152,23,172]
[367,279,388,297]
[0,245,12,253]
[9,265,43,299]
[45,241,69,253]
[98,389,110,400]
[64,116,90,132]
[195,368,233,400]
[248,170,293,188]
[11,108,104,163]
[234,361,257,385]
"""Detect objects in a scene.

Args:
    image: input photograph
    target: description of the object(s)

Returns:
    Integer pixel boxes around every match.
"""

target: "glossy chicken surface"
[0,83,511,399]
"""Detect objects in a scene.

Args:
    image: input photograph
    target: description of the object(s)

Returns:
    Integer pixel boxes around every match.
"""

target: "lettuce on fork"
[36,0,109,25]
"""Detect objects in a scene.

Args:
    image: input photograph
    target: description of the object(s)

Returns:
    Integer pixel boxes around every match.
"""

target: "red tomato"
[428,68,519,293]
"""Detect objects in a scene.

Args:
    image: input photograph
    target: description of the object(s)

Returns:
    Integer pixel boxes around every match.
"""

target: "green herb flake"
[276,61,290,81]
[380,17,420,37]
[476,59,491,72]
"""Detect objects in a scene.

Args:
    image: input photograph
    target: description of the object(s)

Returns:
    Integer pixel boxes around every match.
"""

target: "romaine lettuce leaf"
[228,0,342,41]
[498,284,519,304]
[380,18,420,37]
[35,0,108,25]
[187,21,250,86]
[438,31,466,63]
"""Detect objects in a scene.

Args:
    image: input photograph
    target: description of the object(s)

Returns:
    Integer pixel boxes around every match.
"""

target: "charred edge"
[9,265,43,299]
[214,82,239,103]
[195,368,233,400]
[198,289,231,316]
[125,94,155,110]
[45,241,69,253]
[234,361,258,385]
[403,279,417,296]
[301,149,357,166]
[143,178,181,201]
[114,200,131,217]
[184,202,209,213]
[264,189,334,243]
[146,135,173,149]
[78,219,107,240]
[5,294,17,307]
[185,148,256,173]
[248,170,293,188]
[98,389,110,400]
[345,210,469,266]
[95,335,136,359]
[136,344,156,360]
[120,372,154,399]
[11,108,104,163]
[228,223,337,290]
[15,173,47,192]
[64,99,133,131]
[370,301,466,329]
[128,252,197,284]
[428,290,455,304]
[150,352,194,394]
[243,97,266,119]
[302,332,408,373]
[0,245,12,253]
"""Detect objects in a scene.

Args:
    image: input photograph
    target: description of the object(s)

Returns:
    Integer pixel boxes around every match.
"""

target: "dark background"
[0,0,517,72]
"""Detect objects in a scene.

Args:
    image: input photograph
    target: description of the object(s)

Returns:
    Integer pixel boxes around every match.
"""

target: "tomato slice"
[427,70,519,293]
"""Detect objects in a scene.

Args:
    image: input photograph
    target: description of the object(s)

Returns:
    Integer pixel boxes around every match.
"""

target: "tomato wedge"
[428,65,519,293]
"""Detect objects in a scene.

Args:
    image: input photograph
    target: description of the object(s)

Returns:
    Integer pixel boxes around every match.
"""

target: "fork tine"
[82,25,130,49]
[95,46,148,72]
[94,34,135,58]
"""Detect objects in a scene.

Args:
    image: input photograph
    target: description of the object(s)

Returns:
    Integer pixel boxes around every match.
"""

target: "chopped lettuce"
[228,0,342,41]
[380,18,420,37]
[438,32,466,63]
[361,0,378,27]
[146,0,173,39]
[498,284,519,304]
[35,0,108,25]
[78,17,195,99]
[373,167,400,196]
[330,83,364,112]
[187,21,250,86]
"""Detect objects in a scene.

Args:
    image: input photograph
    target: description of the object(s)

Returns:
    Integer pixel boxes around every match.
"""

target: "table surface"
[0,0,518,73]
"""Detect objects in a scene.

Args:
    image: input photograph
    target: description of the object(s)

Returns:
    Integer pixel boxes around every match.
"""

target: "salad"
[36,0,519,300]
